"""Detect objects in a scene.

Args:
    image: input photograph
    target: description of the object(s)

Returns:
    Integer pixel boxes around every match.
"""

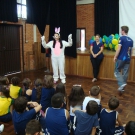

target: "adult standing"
[114,26,133,91]
[90,34,104,82]
[41,27,72,84]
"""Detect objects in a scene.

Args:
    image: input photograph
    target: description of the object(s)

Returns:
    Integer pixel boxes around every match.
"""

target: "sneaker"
[0,124,4,133]
[44,69,50,73]
[61,79,66,84]
[92,78,97,82]
[118,84,127,91]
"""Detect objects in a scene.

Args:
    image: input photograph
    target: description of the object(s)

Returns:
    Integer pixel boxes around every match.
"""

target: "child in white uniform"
[41,27,72,84]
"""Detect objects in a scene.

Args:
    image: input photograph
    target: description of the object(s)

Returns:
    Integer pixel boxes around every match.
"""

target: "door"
[0,24,21,75]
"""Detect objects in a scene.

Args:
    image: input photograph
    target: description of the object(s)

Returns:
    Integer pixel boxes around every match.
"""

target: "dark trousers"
[90,58,103,78]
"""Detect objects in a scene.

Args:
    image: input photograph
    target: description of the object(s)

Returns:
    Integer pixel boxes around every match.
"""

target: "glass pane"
[22,6,27,18]
[17,0,21,4]
[80,29,85,50]
[22,0,26,5]
[17,4,22,18]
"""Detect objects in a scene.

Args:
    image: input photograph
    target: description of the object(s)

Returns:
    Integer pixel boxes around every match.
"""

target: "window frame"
[17,0,27,19]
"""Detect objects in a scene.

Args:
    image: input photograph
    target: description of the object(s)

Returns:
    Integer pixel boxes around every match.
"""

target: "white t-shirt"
[70,105,82,116]
[82,96,100,110]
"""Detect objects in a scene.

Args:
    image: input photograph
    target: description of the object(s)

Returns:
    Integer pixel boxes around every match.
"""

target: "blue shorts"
[0,113,12,122]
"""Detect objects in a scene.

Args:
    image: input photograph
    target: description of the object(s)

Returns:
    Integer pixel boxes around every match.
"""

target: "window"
[17,0,27,19]
[76,28,86,51]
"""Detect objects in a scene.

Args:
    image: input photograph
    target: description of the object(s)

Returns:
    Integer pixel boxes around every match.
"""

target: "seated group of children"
[0,75,135,135]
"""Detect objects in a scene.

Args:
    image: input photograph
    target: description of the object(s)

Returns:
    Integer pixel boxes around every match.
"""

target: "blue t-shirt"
[45,107,69,135]
[90,41,104,59]
[118,36,133,61]
[99,108,117,135]
[74,110,99,135]
[12,109,36,135]
[40,87,55,111]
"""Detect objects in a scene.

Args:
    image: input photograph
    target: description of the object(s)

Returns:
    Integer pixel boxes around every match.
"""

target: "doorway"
[0,24,23,75]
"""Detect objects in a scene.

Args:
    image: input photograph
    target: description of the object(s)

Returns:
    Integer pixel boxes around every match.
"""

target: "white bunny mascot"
[41,27,72,84]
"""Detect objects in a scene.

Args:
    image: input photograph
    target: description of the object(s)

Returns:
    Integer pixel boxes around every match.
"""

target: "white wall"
[76,0,94,5]
[119,0,135,47]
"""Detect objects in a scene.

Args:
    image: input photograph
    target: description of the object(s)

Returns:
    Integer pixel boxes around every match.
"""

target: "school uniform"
[10,84,22,99]
[0,96,12,122]
[45,107,69,135]
[82,96,102,118]
[99,108,124,135]
[12,109,36,135]
[40,87,55,112]
[74,110,99,135]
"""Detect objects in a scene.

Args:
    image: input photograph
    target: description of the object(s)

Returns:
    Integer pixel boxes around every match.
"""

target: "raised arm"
[62,34,73,47]
[27,102,42,113]
[41,36,52,48]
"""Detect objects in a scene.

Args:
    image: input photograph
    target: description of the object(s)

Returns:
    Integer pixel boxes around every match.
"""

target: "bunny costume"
[41,27,72,83]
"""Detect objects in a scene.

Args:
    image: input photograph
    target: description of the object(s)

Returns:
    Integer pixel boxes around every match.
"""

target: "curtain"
[94,0,119,37]
[49,0,77,57]
[119,0,135,47]
[27,0,50,53]
[0,0,18,22]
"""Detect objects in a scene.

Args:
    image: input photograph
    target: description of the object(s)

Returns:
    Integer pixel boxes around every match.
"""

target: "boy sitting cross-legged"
[99,96,124,135]
[72,100,99,135]
[12,96,42,135]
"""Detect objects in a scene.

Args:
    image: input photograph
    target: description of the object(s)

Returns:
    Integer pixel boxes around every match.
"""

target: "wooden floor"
[1,68,135,135]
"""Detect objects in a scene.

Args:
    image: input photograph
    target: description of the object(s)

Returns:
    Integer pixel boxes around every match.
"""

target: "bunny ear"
[55,27,58,33]
[57,27,60,33]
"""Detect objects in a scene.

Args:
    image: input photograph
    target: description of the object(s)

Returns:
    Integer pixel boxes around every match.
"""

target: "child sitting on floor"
[12,96,42,135]
[25,120,42,135]
[26,78,43,103]
[55,82,67,109]
[83,86,101,117]
[125,121,135,135]
[0,85,13,122]
[45,93,70,135]
[99,96,124,135]
[0,76,9,85]
[10,76,22,99]
[72,100,99,135]
[68,85,85,134]
[40,75,55,112]
[22,78,32,97]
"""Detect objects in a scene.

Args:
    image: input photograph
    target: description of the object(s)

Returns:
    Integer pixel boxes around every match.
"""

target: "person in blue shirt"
[45,93,70,135]
[99,96,124,135]
[40,75,55,112]
[125,121,135,135]
[90,34,104,82]
[114,26,133,92]
[12,96,42,135]
[72,100,99,135]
